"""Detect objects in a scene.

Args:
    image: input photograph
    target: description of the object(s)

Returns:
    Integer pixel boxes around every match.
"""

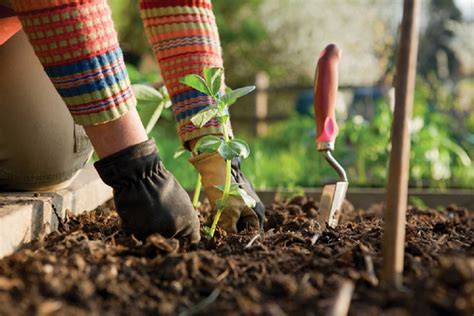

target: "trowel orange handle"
[313,44,341,151]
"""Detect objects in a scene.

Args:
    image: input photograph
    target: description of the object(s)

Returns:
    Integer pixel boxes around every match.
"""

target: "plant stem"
[192,173,202,208]
[209,208,223,237]
[222,119,230,142]
[222,125,232,199]
[209,119,232,238]
[223,159,232,201]
[145,103,164,134]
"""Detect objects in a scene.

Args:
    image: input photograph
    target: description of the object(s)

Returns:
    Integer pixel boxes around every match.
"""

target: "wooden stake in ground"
[382,0,420,288]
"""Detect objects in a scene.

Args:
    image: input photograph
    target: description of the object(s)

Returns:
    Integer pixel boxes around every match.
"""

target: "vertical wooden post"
[383,0,420,288]
[255,71,269,136]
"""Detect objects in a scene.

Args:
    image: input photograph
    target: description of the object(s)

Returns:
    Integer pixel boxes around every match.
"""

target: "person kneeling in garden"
[0,0,264,243]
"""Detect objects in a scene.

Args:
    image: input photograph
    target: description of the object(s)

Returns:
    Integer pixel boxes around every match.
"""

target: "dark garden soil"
[0,197,472,316]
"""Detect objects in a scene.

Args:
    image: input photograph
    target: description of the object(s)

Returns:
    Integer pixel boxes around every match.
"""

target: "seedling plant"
[180,67,257,238]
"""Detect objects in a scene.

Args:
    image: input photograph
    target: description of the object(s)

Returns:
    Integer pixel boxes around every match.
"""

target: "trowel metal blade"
[317,181,348,229]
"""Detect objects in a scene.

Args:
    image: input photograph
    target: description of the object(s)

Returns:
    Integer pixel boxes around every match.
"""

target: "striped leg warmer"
[12,0,136,125]
[139,0,231,146]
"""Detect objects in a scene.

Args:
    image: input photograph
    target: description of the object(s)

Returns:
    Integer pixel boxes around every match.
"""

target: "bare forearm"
[83,109,147,159]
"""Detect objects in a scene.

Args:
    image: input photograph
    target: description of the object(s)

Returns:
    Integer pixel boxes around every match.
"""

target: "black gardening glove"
[94,139,200,243]
[231,157,265,231]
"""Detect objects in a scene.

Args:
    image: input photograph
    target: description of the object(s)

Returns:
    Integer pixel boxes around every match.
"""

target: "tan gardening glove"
[189,152,265,233]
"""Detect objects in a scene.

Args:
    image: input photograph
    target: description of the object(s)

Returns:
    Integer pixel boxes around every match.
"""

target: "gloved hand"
[189,152,265,233]
[94,139,200,243]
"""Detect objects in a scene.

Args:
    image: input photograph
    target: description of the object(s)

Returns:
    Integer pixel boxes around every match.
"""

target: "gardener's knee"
[0,30,93,191]
[0,126,93,191]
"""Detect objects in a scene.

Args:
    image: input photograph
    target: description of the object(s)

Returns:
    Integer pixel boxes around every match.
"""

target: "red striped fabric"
[13,0,136,125]
[140,0,229,144]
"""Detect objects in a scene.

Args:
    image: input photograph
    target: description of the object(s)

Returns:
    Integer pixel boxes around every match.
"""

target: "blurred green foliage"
[113,0,473,191]
[132,66,473,189]
[211,0,274,84]
[109,0,150,59]
[109,0,271,84]
[245,89,472,189]
[126,64,160,85]
[418,0,463,81]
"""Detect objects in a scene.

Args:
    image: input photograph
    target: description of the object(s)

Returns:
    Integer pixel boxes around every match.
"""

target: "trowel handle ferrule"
[314,44,341,151]
[317,141,334,151]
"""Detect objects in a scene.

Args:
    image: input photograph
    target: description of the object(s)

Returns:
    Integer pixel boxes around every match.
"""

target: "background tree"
[418,0,463,81]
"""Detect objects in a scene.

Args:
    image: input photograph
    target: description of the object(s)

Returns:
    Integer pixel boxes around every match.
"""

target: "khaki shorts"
[0,30,93,191]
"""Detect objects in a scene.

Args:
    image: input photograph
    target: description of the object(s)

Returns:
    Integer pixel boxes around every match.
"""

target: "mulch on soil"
[0,197,472,316]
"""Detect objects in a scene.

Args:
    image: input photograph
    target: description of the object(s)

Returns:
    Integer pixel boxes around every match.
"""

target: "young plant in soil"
[180,67,257,238]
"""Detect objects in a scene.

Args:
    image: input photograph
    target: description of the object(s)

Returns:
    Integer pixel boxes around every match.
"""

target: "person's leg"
[0,30,92,191]
[139,0,230,149]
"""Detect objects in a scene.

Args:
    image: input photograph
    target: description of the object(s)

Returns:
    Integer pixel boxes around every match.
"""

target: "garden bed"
[0,198,472,315]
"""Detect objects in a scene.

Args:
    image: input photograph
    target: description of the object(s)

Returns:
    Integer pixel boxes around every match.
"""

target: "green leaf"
[215,198,226,209]
[219,139,250,160]
[191,107,219,128]
[126,64,144,83]
[221,86,256,106]
[132,84,163,106]
[218,143,237,160]
[217,100,226,111]
[195,135,224,153]
[180,74,211,95]
[204,67,224,97]
[145,103,164,134]
[158,87,173,109]
[173,147,187,159]
[132,85,169,134]
[164,100,172,109]
[213,184,256,208]
[238,188,256,208]
[441,138,471,166]
[215,183,240,195]
[217,114,229,124]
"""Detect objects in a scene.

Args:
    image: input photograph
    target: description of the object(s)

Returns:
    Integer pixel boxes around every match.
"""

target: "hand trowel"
[313,44,348,229]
